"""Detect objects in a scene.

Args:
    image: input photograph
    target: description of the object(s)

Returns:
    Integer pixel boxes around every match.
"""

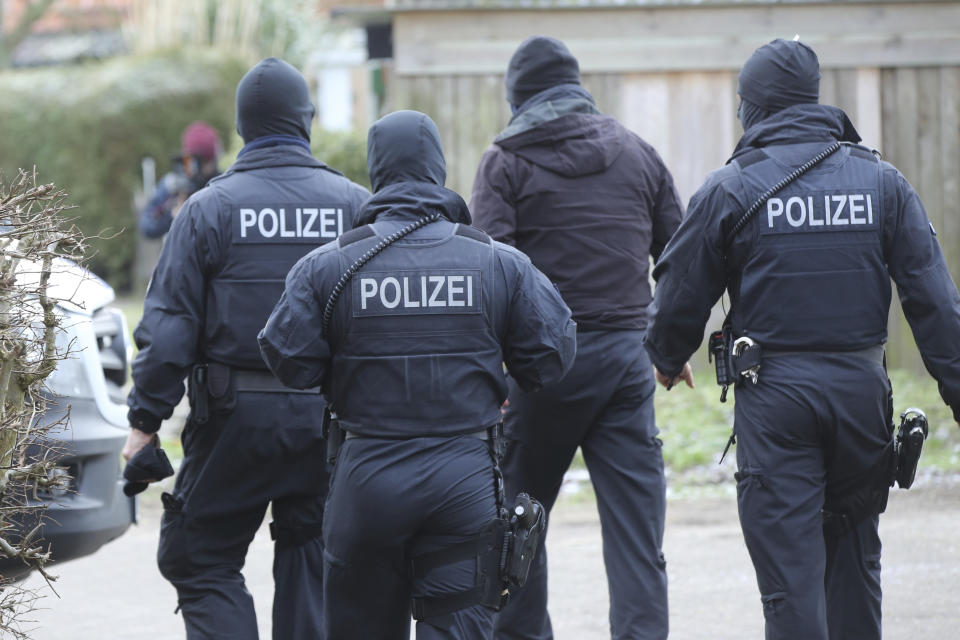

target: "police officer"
[123,58,370,639]
[259,110,577,639]
[470,36,684,640]
[644,39,960,640]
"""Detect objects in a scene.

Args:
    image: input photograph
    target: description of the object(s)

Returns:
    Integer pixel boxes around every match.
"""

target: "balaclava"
[737,39,821,130]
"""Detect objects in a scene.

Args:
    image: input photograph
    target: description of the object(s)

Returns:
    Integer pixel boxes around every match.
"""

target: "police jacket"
[471,84,684,332]
[259,179,577,438]
[644,104,960,422]
[127,142,370,433]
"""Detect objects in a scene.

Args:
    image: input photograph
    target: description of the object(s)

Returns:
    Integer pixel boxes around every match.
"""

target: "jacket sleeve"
[884,168,960,422]
[127,194,218,432]
[497,247,577,391]
[470,147,518,245]
[649,157,685,261]
[644,175,732,377]
[258,253,332,390]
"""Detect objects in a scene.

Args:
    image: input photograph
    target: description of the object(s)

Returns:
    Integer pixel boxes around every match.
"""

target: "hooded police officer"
[645,39,960,640]
[259,110,577,639]
[470,35,684,640]
[123,58,369,639]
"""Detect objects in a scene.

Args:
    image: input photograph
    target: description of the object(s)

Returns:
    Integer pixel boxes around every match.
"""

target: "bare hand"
[122,428,155,462]
[654,363,695,390]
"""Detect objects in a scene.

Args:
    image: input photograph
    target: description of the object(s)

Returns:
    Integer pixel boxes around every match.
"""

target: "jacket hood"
[732,103,862,159]
[496,86,621,178]
[367,110,446,193]
[356,181,471,226]
[236,58,315,144]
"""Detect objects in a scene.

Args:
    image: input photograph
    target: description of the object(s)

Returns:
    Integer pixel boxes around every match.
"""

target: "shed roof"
[385,0,928,11]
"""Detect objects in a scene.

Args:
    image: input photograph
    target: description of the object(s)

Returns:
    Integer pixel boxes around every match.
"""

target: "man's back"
[472,107,682,331]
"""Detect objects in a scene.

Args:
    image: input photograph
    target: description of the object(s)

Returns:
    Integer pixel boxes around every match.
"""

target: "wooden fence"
[386,2,960,373]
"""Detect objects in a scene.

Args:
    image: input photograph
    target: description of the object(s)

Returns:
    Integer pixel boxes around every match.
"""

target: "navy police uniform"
[259,110,577,639]
[645,41,960,640]
[127,58,369,639]
[471,36,683,640]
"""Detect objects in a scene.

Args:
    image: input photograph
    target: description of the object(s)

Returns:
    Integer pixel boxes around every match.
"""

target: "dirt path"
[21,478,960,639]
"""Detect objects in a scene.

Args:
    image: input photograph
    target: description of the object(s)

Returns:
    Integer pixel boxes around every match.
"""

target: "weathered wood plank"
[939,67,960,279]
[394,4,960,75]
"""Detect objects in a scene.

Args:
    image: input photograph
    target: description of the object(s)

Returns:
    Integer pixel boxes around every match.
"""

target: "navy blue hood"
[367,110,446,193]
[357,181,471,226]
[236,58,315,144]
[732,104,862,160]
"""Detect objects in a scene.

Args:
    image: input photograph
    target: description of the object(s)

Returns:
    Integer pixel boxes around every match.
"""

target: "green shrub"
[0,50,247,290]
[311,128,370,190]
[219,126,370,191]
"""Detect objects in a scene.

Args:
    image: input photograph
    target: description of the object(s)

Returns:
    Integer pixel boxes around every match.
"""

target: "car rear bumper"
[0,398,134,580]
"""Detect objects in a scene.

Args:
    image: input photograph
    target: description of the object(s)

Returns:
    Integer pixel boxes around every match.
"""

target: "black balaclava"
[367,110,446,193]
[236,57,315,144]
[505,36,581,108]
[737,39,821,130]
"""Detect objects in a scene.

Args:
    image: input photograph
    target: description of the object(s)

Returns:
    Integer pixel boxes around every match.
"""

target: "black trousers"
[322,434,498,639]
[734,352,891,640]
[157,391,329,640]
[494,330,669,640]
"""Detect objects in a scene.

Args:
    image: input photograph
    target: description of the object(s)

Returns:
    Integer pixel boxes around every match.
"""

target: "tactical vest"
[327,220,508,438]
[729,144,891,351]
[206,203,349,369]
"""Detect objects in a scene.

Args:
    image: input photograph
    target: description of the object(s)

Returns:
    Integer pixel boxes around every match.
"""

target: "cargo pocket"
[157,493,191,584]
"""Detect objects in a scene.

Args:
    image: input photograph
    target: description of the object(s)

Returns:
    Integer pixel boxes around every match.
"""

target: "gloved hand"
[122,434,174,496]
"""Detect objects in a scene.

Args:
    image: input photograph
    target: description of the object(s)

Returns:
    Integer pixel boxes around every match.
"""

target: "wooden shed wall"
[386,3,960,372]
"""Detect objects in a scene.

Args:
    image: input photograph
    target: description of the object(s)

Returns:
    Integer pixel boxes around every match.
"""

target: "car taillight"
[92,307,130,388]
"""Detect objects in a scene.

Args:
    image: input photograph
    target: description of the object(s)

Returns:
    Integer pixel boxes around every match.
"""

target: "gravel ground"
[18,477,960,639]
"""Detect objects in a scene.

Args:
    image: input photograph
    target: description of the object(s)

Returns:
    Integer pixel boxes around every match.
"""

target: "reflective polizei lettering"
[354,270,481,316]
[235,205,345,242]
[764,191,877,234]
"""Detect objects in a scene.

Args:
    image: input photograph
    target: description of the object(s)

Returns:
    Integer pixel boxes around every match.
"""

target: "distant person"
[139,121,222,239]
[471,35,684,640]
[123,58,369,639]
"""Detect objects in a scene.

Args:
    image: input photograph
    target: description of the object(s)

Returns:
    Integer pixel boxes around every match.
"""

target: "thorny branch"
[0,169,87,633]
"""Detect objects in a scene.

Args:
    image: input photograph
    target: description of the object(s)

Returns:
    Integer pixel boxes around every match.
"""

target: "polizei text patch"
[233,205,345,243]
[762,190,880,234]
[352,270,482,317]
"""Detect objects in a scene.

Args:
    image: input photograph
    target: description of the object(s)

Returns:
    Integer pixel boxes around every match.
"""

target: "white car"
[0,260,134,579]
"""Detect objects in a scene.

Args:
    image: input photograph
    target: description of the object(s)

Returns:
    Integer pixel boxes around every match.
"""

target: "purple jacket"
[470,89,683,332]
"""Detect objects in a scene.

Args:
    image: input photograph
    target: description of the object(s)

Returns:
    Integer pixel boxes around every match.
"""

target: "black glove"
[123,436,174,497]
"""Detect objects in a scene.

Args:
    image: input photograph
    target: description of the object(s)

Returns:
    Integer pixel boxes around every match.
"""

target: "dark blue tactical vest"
[207,202,351,369]
[729,144,890,351]
[328,220,507,438]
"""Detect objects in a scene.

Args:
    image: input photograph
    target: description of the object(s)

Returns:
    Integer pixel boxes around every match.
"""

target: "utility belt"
[323,408,545,619]
[708,327,884,402]
[188,362,321,424]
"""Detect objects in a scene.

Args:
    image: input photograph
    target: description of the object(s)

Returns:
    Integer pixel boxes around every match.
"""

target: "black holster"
[188,364,210,424]
[894,408,928,489]
[503,492,546,588]
[323,407,344,465]
[187,362,234,424]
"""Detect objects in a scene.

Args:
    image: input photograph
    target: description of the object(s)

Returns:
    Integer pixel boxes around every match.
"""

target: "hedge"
[0,50,247,290]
